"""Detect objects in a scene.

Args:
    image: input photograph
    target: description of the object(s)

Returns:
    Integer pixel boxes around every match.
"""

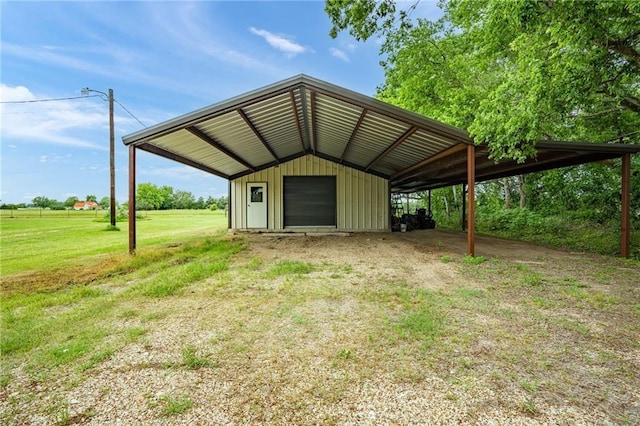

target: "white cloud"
[146,5,283,77]
[0,84,107,149]
[0,84,36,102]
[38,153,68,164]
[330,47,350,62]
[249,27,309,57]
[1,42,119,79]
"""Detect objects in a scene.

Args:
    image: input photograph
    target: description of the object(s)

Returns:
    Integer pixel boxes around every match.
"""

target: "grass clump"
[132,237,242,297]
[181,346,217,370]
[161,395,192,416]
[394,307,444,346]
[462,255,486,265]
[266,260,315,278]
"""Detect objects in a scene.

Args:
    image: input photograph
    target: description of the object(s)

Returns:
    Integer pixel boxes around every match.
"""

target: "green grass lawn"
[0,210,228,275]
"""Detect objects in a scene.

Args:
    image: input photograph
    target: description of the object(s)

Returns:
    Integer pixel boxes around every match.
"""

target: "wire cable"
[0,94,102,104]
[114,98,147,128]
[1,92,147,129]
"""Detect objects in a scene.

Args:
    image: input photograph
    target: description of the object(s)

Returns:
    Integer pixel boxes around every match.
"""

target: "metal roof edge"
[122,74,471,146]
[122,74,310,146]
[535,141,640,154]
[295,75,471,142]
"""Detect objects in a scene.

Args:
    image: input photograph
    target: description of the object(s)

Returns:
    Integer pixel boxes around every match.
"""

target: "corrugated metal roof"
[123,74,640,191]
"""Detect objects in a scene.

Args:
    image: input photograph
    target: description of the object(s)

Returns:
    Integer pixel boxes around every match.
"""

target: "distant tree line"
[134,183,228,211]
[0,183,227,211]
[1,195,102,210]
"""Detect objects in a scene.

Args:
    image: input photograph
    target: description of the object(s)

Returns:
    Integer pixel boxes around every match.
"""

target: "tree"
[32,196,51,209]
[172,190,195,209]
[50,201,65,210]
[205,196,216,209]
[86,194,97,202]
[326,0,640,161]
[159,186,175,210]
[99,196,110,209]
[136,183,164,210]
[194,196,205,210]
[216,196,229,211]
[64,196,79,208]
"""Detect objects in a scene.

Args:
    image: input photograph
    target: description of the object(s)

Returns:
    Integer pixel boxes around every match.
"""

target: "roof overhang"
[123,74,640,192]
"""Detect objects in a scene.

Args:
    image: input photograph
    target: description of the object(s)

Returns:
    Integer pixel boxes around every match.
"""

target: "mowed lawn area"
[1,210,639,424]
[1,210,228,276]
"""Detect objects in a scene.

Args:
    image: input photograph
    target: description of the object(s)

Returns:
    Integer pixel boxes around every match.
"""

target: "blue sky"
[1,1,441,205]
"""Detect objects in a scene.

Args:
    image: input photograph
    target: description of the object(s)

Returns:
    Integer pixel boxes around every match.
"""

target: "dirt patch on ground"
[244,231,469,291]
[3,230,639,425]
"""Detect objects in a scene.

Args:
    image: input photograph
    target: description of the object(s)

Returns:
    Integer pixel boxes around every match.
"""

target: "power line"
[0,94,102,104]
[114,98,146,128]
[1,92,147,129]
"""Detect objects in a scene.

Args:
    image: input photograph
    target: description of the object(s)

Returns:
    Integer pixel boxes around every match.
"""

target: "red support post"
[128,146,137,254]
[621,154,631,258]
[467,144,476,256]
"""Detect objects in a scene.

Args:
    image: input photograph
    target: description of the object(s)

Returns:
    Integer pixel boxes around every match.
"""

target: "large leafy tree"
[326,0,640,161]
[136,183,165,210]
[64,196,79,208]
[172,190,195,210]
[32,196,51,209]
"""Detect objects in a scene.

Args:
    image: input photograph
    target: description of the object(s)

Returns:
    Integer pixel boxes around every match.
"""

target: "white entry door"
[246,182,267,228]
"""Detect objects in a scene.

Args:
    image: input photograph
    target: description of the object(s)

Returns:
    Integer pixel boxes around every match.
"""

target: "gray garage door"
[284,176,336,227]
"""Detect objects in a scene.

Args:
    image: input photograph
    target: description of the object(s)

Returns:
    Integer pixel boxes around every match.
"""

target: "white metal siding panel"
[231,155,388,231]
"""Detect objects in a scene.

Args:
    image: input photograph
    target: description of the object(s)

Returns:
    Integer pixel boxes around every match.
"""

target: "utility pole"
[82,87,116,227]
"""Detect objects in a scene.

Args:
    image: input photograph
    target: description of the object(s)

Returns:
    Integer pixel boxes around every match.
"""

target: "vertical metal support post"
[227,180,232,230]
[128,146,136,254]
[108,89,116,228]
[467,144,476,256]
[388,184,392,230]
[621,154,631,258]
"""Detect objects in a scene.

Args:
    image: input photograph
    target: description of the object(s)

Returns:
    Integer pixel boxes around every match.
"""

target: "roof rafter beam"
[396,151,605,193]
[310,90,317,154]
[186,126,256,172]
[137,143,230,180]
[315,151,389,180]
[340,108,368,163]
[228,151,309,180]
[472,151,605,182]
[365,126,418,171]
[391,143,471,181]
[289,90,306,152]
[237,108,280,162]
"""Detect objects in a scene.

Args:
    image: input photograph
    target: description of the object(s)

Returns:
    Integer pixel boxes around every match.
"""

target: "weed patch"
[161,395,192,416]
[181,346,217,370]
[393,307,444,347]
[266,260,315,278]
